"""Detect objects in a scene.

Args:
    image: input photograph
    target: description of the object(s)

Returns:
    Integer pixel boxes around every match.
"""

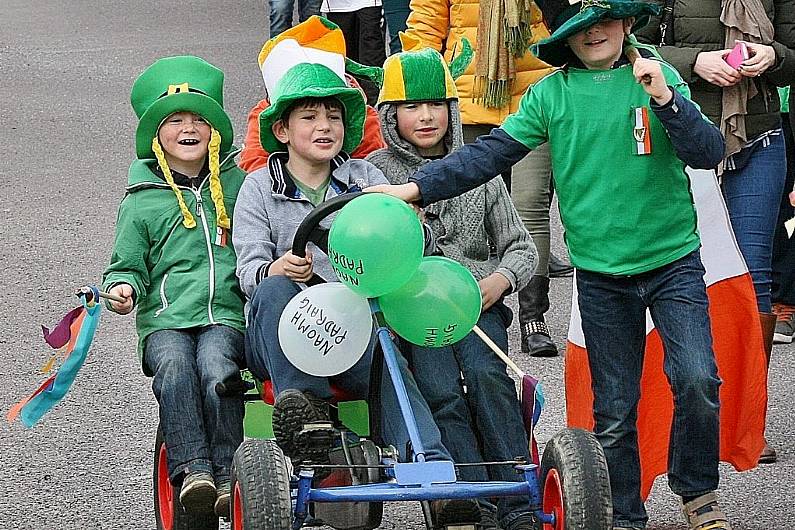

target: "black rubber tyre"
[230,439,292,530]
[153,427,219,530]
[538,428,612,530]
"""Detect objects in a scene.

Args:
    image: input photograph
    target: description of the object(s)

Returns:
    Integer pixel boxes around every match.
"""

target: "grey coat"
[233,153,389,298]
[366,101,537,292]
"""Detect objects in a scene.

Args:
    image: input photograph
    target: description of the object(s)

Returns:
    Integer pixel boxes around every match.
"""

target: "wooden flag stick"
[98,290,126,303]
[472,325,525,379]
[624,44,652,84]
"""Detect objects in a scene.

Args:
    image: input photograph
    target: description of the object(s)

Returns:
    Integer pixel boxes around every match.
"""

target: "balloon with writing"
[327,193,424,298]
[378,256,482,347]
[278,283,372,376]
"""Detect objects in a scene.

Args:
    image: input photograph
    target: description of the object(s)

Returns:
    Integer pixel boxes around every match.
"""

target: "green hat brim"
[532,2,660,67]
[258,85,366,154]
[136,92,233,159]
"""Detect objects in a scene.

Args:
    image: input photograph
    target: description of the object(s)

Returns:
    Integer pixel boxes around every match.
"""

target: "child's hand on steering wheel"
[273,250,315,282]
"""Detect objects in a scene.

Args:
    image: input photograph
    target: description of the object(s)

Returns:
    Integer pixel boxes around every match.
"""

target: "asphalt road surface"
[1,1,792,529]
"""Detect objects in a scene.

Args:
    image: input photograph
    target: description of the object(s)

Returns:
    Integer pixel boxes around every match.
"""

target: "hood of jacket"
[372,100,464,183]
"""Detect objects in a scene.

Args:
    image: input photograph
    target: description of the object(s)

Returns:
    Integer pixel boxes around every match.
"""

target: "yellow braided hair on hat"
[151,136,197,229]
[207,128,230,229]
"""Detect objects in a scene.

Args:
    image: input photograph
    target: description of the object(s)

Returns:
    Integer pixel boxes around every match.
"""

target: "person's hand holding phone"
[737,41,777,78]
[694,49,743,87]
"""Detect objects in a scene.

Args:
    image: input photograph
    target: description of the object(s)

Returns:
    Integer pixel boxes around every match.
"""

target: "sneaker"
[772,303,795,344]
[179,471,216,513]
[272,389,334,466]
[432,499,482,527]
[520,321,558,357]
[548,253,574,278]
[681,492,732,530]
[214,481,231,518]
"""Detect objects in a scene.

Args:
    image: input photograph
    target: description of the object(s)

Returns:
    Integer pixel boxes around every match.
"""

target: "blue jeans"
[409,302,532,525]
[722,132,787,312]
[245,275,452,462]
[144,325,244,484]
[576,250,721,529]
[269,0,322,37]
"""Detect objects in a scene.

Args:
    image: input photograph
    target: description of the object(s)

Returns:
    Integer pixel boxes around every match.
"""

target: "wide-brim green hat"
[132,56,234,159]
[259,62,366,154]
[532,0,660,67]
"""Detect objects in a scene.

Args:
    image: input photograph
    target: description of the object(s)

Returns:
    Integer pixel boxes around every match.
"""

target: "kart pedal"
[294,422,336,464]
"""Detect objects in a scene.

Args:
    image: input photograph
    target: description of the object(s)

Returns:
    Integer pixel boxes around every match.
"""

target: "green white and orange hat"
[130,55,233,230]
[377,34,473,106]
[256,16,383,154]
[532,0,660,66]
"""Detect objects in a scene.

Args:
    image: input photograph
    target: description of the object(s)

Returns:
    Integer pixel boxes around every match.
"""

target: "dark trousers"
[772,114,795,305]
[326,7,386,105]
[382,0,410,54]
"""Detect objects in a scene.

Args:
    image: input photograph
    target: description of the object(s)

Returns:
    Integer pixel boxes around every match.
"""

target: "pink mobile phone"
[725,41,749,69]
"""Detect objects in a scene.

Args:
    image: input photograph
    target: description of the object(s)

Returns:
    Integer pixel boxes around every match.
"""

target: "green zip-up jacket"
[103,151,246,368]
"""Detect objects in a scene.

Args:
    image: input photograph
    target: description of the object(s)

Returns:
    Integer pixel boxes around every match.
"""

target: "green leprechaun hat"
[258,62,366,154]
[131,55,234,160]
[532,0,660,66]
[377,39,473,106]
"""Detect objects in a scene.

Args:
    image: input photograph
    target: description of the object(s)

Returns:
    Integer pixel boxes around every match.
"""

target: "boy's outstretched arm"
[404,130,531,206]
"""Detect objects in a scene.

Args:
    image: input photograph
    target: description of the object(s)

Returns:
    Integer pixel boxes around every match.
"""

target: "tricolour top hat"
[131,55,233,160]
[532,0,660,66]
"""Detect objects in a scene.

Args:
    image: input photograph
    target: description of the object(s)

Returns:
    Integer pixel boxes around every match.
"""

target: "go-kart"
[153,192,613,530]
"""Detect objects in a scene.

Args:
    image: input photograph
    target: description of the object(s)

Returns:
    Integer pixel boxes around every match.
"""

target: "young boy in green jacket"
[370,1,732,528]
[102,56,246,518]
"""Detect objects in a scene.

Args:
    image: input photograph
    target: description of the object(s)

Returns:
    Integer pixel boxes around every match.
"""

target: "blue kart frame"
[229,193,612,530]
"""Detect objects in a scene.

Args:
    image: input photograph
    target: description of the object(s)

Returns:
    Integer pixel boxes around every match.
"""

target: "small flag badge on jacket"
[215,226,227,247]
[633,107,652,155]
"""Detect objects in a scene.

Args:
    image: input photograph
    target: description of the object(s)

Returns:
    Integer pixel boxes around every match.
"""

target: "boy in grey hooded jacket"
[366,47,539,530]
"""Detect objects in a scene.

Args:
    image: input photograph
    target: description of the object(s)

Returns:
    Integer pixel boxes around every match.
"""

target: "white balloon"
[278,283,372,377]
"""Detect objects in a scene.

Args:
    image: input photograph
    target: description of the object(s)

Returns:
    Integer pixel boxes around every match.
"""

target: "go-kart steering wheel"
[291,191,364,286]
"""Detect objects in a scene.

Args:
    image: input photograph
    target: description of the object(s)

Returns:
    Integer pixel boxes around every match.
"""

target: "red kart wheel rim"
[157,443,174,530]
[233,481,244,530]
[542,468,565,529]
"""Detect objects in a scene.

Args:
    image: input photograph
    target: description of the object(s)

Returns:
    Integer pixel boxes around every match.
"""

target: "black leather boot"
[518,276,558,357]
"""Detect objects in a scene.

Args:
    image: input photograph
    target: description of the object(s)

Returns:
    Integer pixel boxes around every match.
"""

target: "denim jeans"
[245,275,452,462]
[409,302,532,526]
[382,0,410,54]
[722,132,787,312]
[269,0,322,37]
[144,325,244,484]
[576,250,721,528]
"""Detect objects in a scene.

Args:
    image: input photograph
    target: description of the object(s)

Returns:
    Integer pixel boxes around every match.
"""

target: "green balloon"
[378,256,482,347]
[327,193,424,298]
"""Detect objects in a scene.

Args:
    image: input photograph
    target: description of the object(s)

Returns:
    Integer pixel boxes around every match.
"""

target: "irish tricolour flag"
[565,168,768,499]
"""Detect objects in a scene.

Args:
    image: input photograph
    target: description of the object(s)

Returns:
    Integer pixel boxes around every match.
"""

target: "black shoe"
[548,253,573,278]
[432,499,482,527]
[272,389,333,465]
[520,321,558,357]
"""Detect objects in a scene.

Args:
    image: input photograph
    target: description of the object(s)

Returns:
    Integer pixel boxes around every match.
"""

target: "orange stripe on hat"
[258,16,346,68]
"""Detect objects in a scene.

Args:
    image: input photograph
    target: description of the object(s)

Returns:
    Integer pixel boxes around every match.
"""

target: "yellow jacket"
[404,0,555,126]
